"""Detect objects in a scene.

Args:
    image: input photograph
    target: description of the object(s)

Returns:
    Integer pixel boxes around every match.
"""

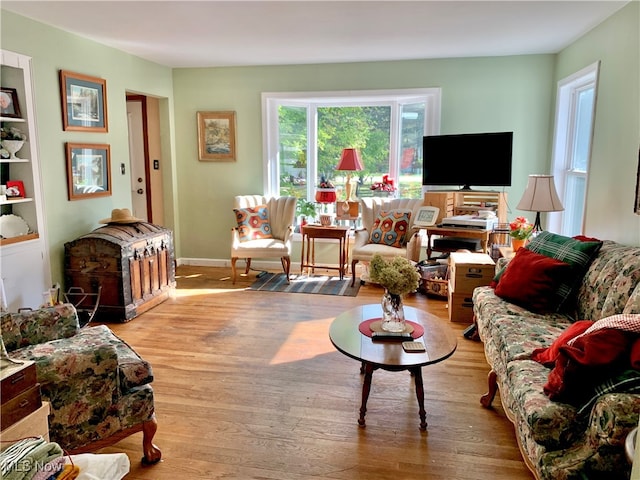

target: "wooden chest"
[64,222,176,322]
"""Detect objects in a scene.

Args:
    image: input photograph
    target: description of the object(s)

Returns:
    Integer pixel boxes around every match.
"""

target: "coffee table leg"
[359,362,374,427]
[410,366,427,431]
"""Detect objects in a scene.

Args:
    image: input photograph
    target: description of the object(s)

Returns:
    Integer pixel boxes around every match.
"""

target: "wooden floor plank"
[97,265,533,479]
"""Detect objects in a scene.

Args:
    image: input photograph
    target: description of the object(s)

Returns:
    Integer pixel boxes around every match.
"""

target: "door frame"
[126,94,153,222]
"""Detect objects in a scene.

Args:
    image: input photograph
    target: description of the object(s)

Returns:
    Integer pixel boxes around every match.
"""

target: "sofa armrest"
[1,304,80,352]
[588,393,640,445]
[406,230,423,262]
[282,224,295,245]
[10,331,120,401]
[495,256,510,274]
[540,393,640,479]
[352,228,370,250]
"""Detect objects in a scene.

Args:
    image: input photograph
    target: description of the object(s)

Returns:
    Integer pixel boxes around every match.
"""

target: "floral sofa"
[473,235,640,480]
[1,304,161,465]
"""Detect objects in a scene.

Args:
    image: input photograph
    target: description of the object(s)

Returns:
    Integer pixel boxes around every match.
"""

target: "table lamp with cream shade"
[516,174,564,232]
[336,148,364,202]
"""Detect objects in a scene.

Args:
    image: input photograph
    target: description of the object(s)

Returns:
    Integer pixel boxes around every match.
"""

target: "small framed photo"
[60,70,108,132]
[65,143,112,200]
[0,88,21,118]
[414,206,440,227]
[5,180,25,198]
[197,111,236,161]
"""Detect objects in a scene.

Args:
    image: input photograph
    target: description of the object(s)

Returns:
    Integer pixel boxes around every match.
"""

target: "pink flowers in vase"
[509,216,534,240]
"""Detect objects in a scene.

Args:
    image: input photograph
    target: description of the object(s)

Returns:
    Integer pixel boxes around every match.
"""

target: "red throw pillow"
[494,248,571,312]
[531,320,594,367]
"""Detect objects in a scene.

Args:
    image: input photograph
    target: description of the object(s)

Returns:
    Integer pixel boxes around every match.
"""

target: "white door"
[126,100,148,221]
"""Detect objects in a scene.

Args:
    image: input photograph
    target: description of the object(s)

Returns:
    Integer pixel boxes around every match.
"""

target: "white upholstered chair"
[231,195,297,284]
[350,197,424,287]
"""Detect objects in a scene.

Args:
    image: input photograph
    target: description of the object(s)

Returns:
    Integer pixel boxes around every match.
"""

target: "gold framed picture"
[197,111,236,161]
[59,70,108,132]
[65,142,112,200]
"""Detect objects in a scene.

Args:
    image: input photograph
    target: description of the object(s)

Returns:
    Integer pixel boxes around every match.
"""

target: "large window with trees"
[262,89,441,202]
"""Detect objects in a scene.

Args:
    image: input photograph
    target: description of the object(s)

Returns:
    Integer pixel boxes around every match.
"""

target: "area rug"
[248,273,360,296]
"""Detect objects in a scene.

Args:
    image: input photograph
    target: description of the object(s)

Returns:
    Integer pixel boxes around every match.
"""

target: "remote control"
[371,331,413,341]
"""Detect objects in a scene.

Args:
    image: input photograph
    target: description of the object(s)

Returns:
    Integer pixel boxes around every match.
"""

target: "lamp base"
[533,211,542,233]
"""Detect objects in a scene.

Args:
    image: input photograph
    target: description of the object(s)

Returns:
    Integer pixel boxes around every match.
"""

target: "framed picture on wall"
[197,111,237,161]
[0,88,21,118]
[60,70,108,132]
[65,143,112,200]
[635,146,640,215]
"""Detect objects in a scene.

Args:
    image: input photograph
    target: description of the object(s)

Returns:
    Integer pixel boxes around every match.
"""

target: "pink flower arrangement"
[509,216,534,240]
[371,174,396,192]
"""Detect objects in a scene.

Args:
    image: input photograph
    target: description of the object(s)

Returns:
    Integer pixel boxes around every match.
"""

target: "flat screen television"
[422,132,513,190]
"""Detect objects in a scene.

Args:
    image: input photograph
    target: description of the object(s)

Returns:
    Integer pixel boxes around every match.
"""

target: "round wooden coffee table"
[329,303,457,430]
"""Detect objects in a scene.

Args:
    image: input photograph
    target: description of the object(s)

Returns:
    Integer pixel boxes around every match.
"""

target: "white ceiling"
[2,1,630,68]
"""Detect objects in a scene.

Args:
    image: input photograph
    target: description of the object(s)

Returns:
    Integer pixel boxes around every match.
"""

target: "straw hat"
[99,208,142,224]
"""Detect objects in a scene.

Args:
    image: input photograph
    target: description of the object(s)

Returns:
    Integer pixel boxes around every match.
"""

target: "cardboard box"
[449,252,495,293]
[448,282,474,323]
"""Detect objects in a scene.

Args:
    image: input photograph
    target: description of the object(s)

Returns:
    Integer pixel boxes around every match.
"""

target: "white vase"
[1,140,24,160]
[381,290,406,332]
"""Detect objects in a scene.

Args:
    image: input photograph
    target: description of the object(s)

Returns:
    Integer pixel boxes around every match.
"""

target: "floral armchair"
[0,304,161,465]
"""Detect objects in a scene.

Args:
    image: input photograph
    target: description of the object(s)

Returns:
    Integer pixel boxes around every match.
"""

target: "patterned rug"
[248,273,360,296]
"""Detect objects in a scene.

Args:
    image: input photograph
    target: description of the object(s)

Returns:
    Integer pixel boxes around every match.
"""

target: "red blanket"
[544,328,634,401]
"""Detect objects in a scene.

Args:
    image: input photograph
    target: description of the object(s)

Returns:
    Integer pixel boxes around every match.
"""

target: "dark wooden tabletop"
[329,304,457,369]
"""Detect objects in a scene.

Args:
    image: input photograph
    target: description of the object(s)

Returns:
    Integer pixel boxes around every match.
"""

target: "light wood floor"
[100,265,533,479]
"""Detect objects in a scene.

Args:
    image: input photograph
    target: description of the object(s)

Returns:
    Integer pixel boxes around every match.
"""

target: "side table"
[301,224,350,280]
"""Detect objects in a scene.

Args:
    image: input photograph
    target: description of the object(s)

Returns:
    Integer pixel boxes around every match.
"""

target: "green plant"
[296,199,317,218]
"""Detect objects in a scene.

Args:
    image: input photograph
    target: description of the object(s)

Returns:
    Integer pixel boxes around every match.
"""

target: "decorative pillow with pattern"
[234,205,273,242]
[525,231,603,312]
[369,209,412,248]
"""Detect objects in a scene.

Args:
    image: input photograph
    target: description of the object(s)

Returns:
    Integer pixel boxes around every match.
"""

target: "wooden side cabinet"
[423,190,507,223]
[1,402,50,442]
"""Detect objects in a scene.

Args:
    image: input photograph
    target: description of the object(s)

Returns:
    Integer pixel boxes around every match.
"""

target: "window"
[548,62,599,236]
[262,89,441,202]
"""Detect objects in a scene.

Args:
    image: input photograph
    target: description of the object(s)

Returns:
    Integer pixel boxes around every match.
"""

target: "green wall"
[173,55,555,261]
[0,10,177,284]
[554,1,640,246]
[1,2,638,285]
